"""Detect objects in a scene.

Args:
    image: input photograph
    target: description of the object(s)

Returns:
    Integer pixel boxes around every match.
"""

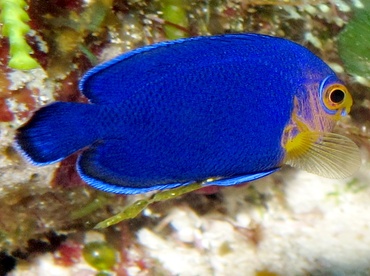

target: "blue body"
[16,34,336,194]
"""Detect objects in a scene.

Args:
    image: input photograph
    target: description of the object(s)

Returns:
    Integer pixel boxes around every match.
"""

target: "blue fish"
[15,34,360,194]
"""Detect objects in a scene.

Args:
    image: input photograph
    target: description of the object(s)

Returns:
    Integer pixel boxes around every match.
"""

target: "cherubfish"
[15,33,360,194]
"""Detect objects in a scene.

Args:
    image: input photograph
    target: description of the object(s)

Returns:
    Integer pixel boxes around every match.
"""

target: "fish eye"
[329,89,345,104]
[323,84,351,112]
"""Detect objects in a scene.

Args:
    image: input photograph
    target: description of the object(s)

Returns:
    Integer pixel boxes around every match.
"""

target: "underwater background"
[0,0,370,275]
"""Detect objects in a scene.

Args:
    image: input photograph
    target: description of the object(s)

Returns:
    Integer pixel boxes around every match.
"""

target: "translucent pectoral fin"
[284,132,361,178]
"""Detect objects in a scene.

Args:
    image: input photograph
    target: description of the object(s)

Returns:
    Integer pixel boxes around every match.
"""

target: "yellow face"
[281,80,353,147]
[281,76,360,179]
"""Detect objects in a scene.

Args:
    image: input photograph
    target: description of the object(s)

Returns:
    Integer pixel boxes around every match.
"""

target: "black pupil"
[330,89,345,103]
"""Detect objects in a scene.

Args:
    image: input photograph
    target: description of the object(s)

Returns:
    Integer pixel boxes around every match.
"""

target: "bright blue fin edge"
[203,168,280,187]
[79,33,279,104]
[77,166,191,195]
[77,161,279,195]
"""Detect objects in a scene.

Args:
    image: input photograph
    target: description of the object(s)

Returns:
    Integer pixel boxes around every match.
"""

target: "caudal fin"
[15,102,100,165]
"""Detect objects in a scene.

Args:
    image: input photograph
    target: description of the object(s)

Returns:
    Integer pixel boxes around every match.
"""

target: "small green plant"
[161,0,189,39]
[94,182,203,228]
[0,0,40,70]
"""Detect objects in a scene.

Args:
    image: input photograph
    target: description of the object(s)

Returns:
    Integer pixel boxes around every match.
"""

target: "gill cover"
[284,76,360,178]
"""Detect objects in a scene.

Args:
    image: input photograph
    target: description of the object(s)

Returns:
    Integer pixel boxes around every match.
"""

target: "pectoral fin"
[284,131,361,178]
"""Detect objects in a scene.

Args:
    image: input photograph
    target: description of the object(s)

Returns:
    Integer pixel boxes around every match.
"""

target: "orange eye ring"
[322,84,352,113]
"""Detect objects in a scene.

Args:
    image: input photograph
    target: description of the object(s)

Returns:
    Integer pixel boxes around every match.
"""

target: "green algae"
[94,182,203,229]
[82,241,117,271]
[70,194,111,220]
[45,0,114,77]
[161,0,190,39]
[0,0,40,70]
[338,3,370,80]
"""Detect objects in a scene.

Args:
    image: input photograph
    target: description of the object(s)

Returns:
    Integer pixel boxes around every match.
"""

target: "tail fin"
[15,102,100,165]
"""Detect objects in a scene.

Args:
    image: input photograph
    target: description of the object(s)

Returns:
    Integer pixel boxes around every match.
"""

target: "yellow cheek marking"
[280,89,360,179]
[281,97,360,179]
[283,111,316,162]
[282,97,311,156]
[282,89,342,163]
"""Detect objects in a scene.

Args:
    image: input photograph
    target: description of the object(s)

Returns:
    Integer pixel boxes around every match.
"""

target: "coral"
[36,0,114,78]
[0,0,40,70]
[3,0,370,275]
[54,240,82,266]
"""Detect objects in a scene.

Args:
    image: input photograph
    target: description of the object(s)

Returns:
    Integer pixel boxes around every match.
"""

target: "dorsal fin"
[79,34,288,104]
